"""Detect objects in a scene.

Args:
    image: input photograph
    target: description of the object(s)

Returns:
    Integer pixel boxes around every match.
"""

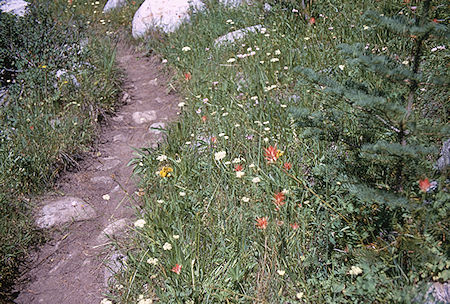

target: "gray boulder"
[103,0,127,13]
[0,0,28,16]
[132,0,204,38]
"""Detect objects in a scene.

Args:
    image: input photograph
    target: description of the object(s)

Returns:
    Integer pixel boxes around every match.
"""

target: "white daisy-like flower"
[275,49,281,55]
[227,58,236,63]
[147,257,158,265]
[338,65,345,71]
[182,46,191,52]
[270,58,279,63]
[232,158,242,164]
[277,269,286,276]
[173,234,180,239]
[249,163,256,168]
[252,177,261,183]
[296,292,304,299]
[348,265,363,276]
[179,191,186,197]
[156,155,168,162]
[100,299,113,304]
[242,196,250,202]
[156,199,164,204]
[102,194,110,201]
[134,219,146,228]
[214,151,227,161]
[178,102,186,107]
[163,242,172,250]
[236,171,245,178]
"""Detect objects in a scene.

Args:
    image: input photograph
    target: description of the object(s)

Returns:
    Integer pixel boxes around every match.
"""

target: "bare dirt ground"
[13,42,179,304]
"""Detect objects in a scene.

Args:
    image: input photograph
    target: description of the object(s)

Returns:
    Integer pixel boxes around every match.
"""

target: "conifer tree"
[293,0,449,289]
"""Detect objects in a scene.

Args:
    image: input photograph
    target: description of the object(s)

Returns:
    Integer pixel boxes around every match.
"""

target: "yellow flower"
[159,166,173,178]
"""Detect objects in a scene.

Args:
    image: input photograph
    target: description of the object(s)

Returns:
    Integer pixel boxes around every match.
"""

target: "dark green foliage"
[293,0,449,300]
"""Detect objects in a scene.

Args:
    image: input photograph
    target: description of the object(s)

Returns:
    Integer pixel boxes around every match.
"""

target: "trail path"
[14,42,179,304]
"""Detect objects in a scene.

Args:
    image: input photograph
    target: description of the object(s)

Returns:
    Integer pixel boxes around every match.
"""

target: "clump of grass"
[110,0,448,303]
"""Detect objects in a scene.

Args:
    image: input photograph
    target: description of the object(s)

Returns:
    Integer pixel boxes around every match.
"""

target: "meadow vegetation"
[0,0,448,303]
[109,0,449,303]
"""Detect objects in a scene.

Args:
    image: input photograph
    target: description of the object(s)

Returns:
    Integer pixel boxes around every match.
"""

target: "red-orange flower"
[419,178,431,192]
[283,162,292,170]
[264,145,283,163]
[171,263,182,274]
[184,72,191,81]
[201,115,207,122]
[234,164,243,171]
[211,136,217,143]
[273,192,286,207]
[256,217,268,229]
[309,17,316,25]
[290,223,299,230]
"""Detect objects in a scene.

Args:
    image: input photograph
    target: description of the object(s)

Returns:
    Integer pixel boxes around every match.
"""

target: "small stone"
[113,134,127,142]
[132,111,157,124]
[147,78,158,86]
[97,219,130,243]
[214,25,262,46]
[36,197,97,229]
[436,139,450,172]
[90,176,114,184]
[104,252,127,286]
[149,122,165,135]
[97,157,121,171]
[112,115,124,122]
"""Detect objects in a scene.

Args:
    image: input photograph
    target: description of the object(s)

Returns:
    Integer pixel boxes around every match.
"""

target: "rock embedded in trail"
[96,156,121,171]
[36,197,97,229]
[97,218,130,243]
[132,110,157,124]
[149,122,166,135]
[90,176,114,184]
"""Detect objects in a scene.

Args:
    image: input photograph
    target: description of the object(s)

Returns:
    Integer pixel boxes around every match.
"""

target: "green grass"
[105,0,449,303]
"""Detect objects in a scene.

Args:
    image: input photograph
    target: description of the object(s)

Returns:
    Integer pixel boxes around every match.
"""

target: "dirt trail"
[14,42,179,304]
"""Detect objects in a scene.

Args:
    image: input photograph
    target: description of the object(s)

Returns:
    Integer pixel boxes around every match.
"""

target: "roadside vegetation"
[0,0,125,297]
[108,0,449,303]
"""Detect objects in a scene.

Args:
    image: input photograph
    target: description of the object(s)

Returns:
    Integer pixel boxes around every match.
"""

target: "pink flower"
[171,264,182,274]
[419,178,431,192]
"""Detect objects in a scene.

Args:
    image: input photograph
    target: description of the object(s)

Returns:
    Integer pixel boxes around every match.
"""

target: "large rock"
[0,0,28,16]
[102,0,127,12]
[36,197,97,229]
[214,25,262,46]
[132,0,204,38]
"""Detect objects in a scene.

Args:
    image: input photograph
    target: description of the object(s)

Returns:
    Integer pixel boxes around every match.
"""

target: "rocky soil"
[13,42,179,304]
